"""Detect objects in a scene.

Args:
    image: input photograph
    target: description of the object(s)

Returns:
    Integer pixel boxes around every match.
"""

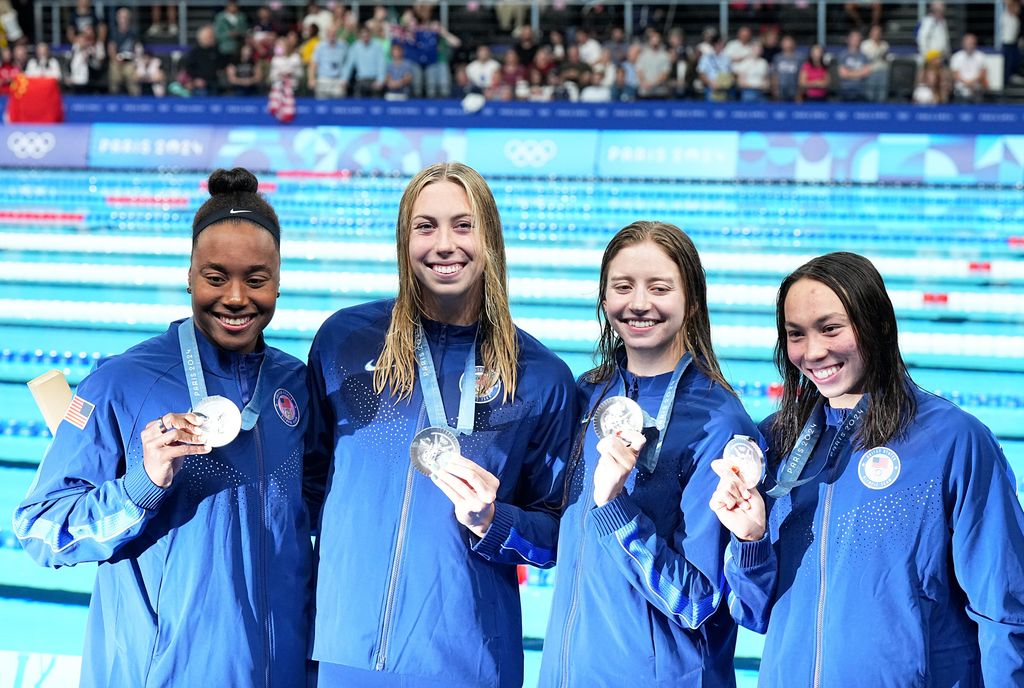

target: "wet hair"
[192,168,281,249]
[586,220,731,393]
[770,252,918,456]
[373,162,519,402]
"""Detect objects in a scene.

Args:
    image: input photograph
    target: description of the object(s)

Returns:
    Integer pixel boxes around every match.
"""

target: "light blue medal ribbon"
[177,317,267,430]
[414,323,477,436]
[618,352,692,473]
[765,394,869,499]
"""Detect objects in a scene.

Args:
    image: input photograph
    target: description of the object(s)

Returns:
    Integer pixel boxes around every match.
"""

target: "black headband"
[193,206,280,242]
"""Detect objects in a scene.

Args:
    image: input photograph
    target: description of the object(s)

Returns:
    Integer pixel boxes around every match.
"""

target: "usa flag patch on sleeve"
[63,395,96,430]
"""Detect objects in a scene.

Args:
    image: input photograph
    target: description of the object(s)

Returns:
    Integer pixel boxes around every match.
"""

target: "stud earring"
[187,287,192,294]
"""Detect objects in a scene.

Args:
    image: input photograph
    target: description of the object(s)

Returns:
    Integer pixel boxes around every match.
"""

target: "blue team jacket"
[305,299,577,688]
[539,363,758,688]
[13,320,312,688]
[726,387,1024,687]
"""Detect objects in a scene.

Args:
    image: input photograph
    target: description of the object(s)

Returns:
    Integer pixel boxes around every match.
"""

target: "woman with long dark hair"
[712,251,1024,686]
[540,221,757,687]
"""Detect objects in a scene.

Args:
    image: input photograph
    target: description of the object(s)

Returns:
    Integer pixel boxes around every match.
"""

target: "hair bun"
[207,168,259,196]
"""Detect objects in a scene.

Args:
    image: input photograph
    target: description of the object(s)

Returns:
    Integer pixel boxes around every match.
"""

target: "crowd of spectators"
[0,0,1019,105]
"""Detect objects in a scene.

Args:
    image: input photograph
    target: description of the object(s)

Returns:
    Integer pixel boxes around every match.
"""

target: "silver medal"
[409,426,460,477]
[192,395,242,448]
[723,434,765,489]
[593,396,644,440]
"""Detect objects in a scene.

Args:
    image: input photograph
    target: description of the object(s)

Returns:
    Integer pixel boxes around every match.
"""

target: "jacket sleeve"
[471,361,577,568]
[587,403,758,629]
[12,364,169,568]
[946,420,1024,684]
[302,333,335,533]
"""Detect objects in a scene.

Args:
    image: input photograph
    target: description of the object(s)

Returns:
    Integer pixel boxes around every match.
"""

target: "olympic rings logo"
[7,131,57,160]
[503,138,558,168]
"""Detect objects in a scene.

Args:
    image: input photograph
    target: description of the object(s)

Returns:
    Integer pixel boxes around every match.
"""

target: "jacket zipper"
[813,432,847,688]
[375,404,426,671]
[255,423,271,688]
[559,452,593,687]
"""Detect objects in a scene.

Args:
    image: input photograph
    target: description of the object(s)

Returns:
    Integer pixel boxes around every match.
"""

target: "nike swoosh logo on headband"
[229,209,252,214]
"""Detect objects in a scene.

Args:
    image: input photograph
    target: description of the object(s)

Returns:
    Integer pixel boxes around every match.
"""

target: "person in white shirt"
[735,42,769,101]
[575,28,603,67]
[466,45,501,95]
[950,32,988,101]
[916,1,950,59]
[25,42,63,79]
[861,24,891,102]
[725,26,757,70]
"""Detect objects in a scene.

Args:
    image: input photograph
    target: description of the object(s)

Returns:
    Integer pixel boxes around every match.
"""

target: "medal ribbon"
[617,352,692,473]
[177,317,267,430]
[765,395,869,498]
[414,323,478,436]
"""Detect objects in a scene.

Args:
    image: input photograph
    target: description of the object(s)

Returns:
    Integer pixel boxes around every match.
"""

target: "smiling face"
[784,278,866,408]
[407,180,484,325]
[603,240,687,375]
[188,222,280,353]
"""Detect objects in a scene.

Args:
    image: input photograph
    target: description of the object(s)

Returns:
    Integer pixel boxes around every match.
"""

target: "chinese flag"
[6,76,64,124]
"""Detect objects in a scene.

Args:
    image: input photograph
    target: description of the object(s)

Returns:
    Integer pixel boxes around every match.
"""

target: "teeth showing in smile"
[219,315,253,327]
[433,264,461,275]
[812,364,841,380]
[628,320,656,329]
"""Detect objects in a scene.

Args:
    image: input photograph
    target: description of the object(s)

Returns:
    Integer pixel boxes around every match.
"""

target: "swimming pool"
[0,168,1021,687]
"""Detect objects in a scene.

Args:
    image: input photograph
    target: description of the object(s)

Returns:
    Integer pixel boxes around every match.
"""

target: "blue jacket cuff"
[123,462,169,511]
[730,532,772,568]
[471,501,514,559]
[590,493,641,536]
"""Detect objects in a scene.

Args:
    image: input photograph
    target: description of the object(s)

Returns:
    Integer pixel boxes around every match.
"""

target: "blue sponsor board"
[0,125,91,168]
[597,131,738,179]
[88,123,218,169]
[463,129,599,177]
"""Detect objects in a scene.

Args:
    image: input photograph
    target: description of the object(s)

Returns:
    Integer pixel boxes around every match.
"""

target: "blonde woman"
[305,162,577,688]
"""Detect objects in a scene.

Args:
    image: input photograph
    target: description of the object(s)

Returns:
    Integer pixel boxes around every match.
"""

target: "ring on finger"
[158,417,170,433]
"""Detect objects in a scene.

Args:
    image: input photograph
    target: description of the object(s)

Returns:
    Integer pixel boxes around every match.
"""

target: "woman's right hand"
[709,459,766,542]
[140,412,210,488]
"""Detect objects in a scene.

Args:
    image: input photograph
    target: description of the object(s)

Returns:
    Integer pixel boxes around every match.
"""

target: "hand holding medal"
[141,411,211,488]
[709,442,767,542]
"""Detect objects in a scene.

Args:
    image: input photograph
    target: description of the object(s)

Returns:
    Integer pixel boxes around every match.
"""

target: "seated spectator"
[341,26,385,98]
[604,26,630,65]
[913,49,951,103]
[309,25,346,99]
[450,63,473,98]
[799,43,830,102]
[385,43,414,99]
[226,41,263,95]
[917,1,949,60]
[107,7,140,96]
[636,29,671,98]
[613,43,641,101]
[845,0,882,31]
[513,25,539,67]
[837,29,872,101]
[697,33,734,101]
[950,33,987,101]
[1002,0,1021,83]
[696,26,718,59]
[132,45,165,96]
[526,67,553,101]
[861,24,890,102]
[466,45,500,94]
[546,30,567,62]
[559,44,592,93]
[65,25,105,93]
[735,42,769,101]
[725,25,757,72]
[531,47,557,79]
[496,49,528,100]
[575,28,602,67]
[214,1,248,60]
[66,0,105,46]
[177,25,224,96]
[25,42,62,79]
[772,34,802,101]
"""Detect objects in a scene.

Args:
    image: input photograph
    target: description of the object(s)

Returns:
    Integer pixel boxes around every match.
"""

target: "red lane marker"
[1009,236,1024,247]
[968,261,991,273]
[106,196,189,206]
[0,210,85,223]
[923,292,949,305]
[767,382,784,399]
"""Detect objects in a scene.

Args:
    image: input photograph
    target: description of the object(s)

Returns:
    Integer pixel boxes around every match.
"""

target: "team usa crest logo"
[273,389,300,427]
[858,447,901,490]
[461,366,501,404]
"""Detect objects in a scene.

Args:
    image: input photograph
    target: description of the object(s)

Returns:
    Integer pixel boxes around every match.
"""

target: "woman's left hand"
[431,456,500,539]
